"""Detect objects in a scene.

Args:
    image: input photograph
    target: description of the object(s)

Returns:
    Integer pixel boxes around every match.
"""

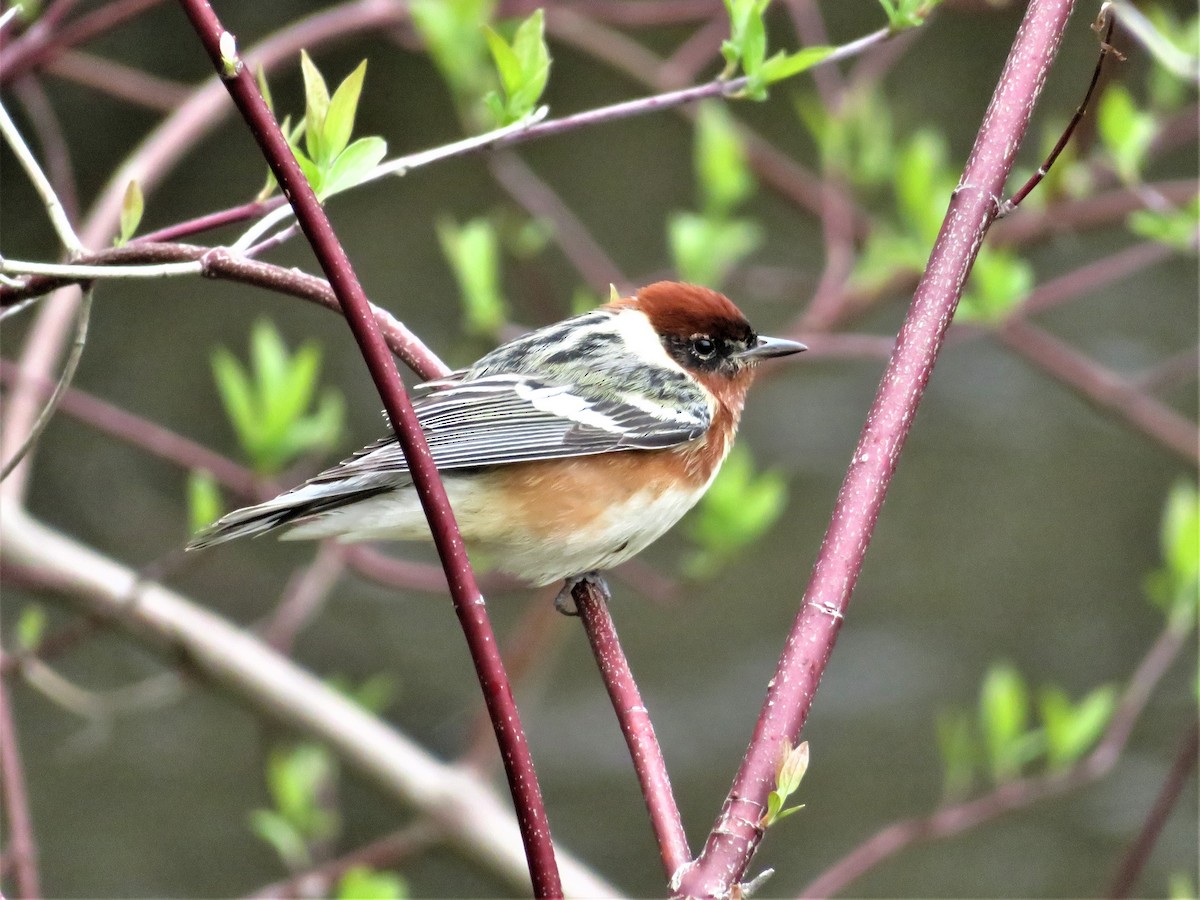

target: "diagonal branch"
[676,2,1079,894]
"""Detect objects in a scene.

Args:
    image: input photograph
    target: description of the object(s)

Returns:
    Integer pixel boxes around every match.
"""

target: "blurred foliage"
[337,865,409,900]
[185,469,222,536]
[249,742,339,871]
[684,444,788,578]
[436,216,508,338]
[669,102,763,287]
[211,320,344,475]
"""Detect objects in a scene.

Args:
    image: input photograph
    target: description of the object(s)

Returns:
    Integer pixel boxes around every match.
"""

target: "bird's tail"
[187,477,393,550]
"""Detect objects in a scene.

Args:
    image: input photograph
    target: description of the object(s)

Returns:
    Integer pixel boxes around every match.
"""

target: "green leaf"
[684,443,787,577]
[979,662,1033,781]
[211,348,259,454]
[1168,871,1196,900]
[935,707,976,799]
[895,130,952,242]
[324,60,367,161]
[482,10,551,124]
[695,103,754,217]
[668,213,763,288]
[878,0,943,30]
[758,45,835,86]
[761,740,809,828]
[321,136,388,198]
[1039,684,1116,768]
[338,866,408,900]
[116,180,143,246]
[16,604,46,651]
[249,808,310,870]
[437,217,508,337]
[958,249,1033,323]
[211,322,344,474]
[186,470,222,536]
[1097,85,1159,183]
[1145,481,1200,622]
[299,50,331,165]
[411,0,495,113]
[256,63,274,115]
[1128,197,1200,252]
[266,743,338,840]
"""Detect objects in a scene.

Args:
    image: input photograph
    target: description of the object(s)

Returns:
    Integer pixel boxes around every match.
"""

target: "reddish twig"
[246,821,441,900]
[801,619,1192,898]
[989,179,1198,246]
[1108,721,1199,898]
[261,542,346,654]
[998,9,1117,216]
[676,4,1078,894]
[998,318,1198,465]
[572,578,691,882]
[0,357,265,498]
[0,670,41,899]
[45,49,191,111]
[0,0,166,84]
[176,2,561,893]
[0,242,449,381]
[12,77,79,225]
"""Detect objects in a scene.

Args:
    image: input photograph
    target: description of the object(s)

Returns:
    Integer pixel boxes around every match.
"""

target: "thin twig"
[999,318,1198,465]
[800,619,1193,898]
[0,95,83,254]
[0,670,41,899]
[0,287,91,482]
[573,578,691,883]
[1107,721,1200,898]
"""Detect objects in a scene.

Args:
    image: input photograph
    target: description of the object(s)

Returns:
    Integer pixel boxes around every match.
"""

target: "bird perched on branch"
[190,282,805,591]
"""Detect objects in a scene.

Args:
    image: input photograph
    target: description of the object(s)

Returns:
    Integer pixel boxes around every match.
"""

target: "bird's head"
[609,282,806,388]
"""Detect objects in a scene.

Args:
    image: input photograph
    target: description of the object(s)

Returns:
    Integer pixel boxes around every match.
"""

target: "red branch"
[675,2,1078,894]
[573,579,691,881]
[175,2,560,894]
[0,671,41,899]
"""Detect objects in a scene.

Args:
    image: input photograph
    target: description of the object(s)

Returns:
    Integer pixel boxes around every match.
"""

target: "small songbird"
[189,282,805,587]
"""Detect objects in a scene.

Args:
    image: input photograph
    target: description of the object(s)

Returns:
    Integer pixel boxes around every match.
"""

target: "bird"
[189,282,805,592]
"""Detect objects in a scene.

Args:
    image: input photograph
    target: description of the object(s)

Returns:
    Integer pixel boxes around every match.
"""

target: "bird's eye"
[690,336,716,359]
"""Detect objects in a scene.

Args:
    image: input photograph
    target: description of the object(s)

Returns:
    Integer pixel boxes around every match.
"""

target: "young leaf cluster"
[669,103,763,288]
[249,743,340,870]
[844,127,1032,322]
[685,443,787,578]
[412,2,550,129]
[289,53,387,200]
[720,0,834,101]
[436,217,509,338]
[761,739,809,828]
[483,10,551,126]
[211,320,344,475]
[937,663,1116,798]
[337,866,409,900]
[1143,481,1200,625]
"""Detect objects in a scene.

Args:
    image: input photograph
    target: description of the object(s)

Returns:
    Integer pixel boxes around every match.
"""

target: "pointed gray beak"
[736,335,807,362]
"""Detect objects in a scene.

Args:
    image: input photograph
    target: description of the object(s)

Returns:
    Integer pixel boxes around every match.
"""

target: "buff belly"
[284,451,720,585]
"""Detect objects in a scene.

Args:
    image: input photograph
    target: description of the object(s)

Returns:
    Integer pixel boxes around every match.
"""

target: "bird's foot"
[554,571,607,616]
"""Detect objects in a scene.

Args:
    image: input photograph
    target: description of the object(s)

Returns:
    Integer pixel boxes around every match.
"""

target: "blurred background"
[1,0,1196,896]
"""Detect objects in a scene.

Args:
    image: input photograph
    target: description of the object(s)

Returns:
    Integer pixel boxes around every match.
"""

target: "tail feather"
[187,480,395,550]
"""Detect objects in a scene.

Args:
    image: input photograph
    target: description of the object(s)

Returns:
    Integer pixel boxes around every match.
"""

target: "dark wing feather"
[307,371,711,483]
